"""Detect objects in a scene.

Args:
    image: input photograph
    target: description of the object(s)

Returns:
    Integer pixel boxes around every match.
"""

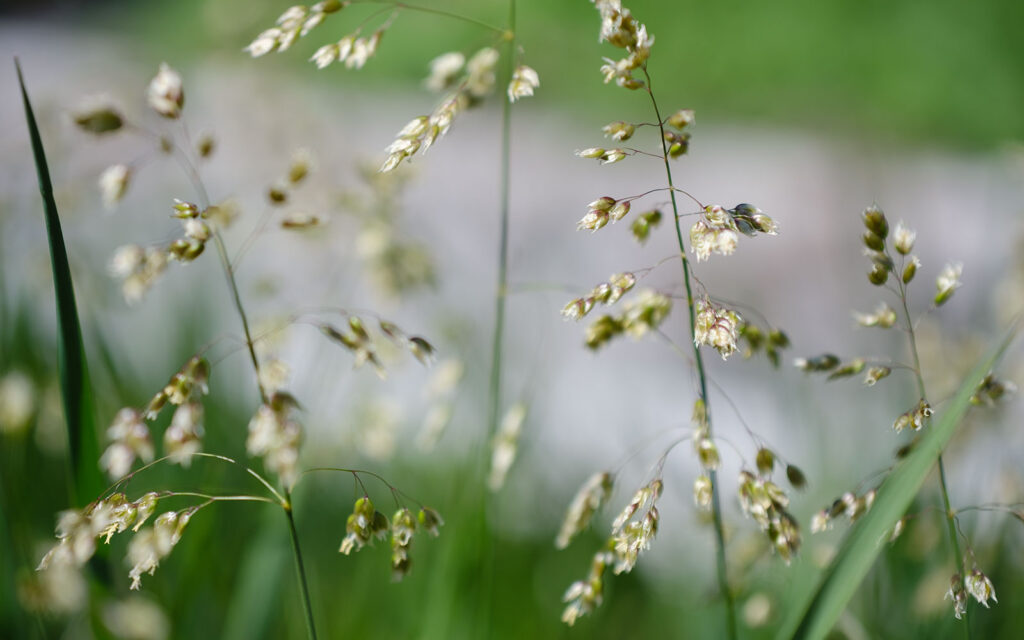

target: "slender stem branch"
[299,467,422,507]
[642,67,737,640]
[353,0,506,33]
[160,491,278,504]
[611,427,689,476]
[231,207,276,271]
[102,452,284,505]
[210,230,269,405]
[352,5,395,32]
[284,492,318,640]
[621,148,667,160]
[896,274,969,637]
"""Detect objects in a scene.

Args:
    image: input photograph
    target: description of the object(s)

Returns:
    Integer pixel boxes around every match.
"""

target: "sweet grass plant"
[7,1,1022,638]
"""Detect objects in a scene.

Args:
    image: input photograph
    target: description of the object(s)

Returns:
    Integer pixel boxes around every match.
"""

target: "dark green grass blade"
[16,58,103,507]
[779,329,1017,640]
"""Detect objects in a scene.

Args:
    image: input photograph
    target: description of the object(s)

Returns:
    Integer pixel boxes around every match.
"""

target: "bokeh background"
[2,0,1024,638]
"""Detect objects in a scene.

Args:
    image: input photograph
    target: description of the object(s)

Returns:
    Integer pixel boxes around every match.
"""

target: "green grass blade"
[16,58,103,507]
[779,329,1017,640]
[221,511,289,640]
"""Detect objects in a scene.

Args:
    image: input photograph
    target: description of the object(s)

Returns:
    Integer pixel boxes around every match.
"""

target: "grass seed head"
[146,63,184,119]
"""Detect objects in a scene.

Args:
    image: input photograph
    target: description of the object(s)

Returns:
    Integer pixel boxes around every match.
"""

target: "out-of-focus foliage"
[8,0,1023,148]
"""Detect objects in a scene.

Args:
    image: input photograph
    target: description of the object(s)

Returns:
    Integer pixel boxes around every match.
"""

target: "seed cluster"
[337,496,443,582]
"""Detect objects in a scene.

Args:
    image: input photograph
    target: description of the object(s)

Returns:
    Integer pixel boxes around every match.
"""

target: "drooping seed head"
[862,205,888,239]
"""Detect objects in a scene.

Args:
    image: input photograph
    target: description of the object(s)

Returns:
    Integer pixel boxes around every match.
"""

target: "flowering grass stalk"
[555,2,800,634]
[641,67,737,639]
[29,60,448,640]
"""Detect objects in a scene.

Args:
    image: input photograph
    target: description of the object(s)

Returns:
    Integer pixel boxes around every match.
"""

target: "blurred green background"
[2,1,1024,639]
[7,0,1024,148]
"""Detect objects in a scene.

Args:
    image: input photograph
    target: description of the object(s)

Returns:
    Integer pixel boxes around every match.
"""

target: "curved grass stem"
[353,0,507,34]
[642,67,737,640]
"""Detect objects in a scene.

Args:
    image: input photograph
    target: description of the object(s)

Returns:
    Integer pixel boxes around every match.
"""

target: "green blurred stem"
[475,4,517,636]
[487,3,516,446]
[897,275,969,638]
[643,67,738,640]
[284,493,318,640]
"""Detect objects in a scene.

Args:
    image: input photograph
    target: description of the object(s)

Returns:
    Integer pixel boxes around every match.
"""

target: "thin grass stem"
[351,0,507,33]
[486,12,516,448]
[300,466,422,507]
[284,491,318,640]
[642,66,737,640]
[895,273,970,638]
[159,491,278,505]
[475,4,518,635]
[168,140,269,405]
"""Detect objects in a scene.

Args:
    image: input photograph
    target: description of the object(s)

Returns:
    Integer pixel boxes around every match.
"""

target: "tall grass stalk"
[896,270,969,639]
[643,67,738,640]
[487,0,516,452]
[477,3,517,634]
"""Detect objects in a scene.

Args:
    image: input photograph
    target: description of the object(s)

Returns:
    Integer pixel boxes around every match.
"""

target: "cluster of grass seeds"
[552,2,814,636]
